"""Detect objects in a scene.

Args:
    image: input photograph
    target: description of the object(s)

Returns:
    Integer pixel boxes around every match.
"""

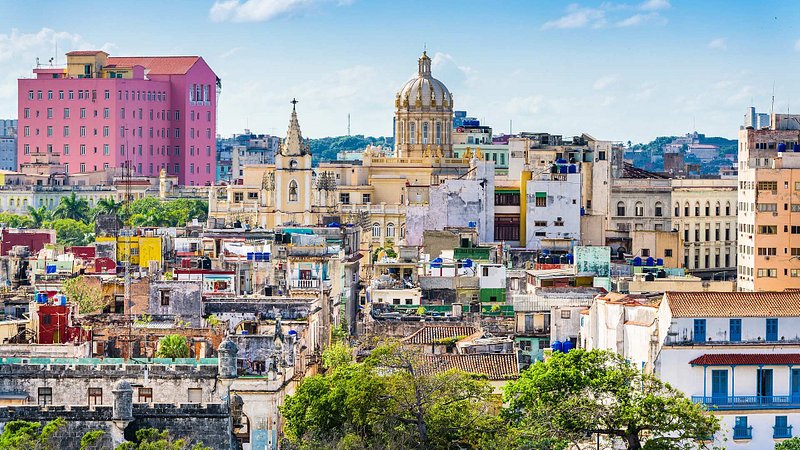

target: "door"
[693,319,706,343]
[757,368,774,402]
[766,318,778,342]
[792,369,800,404]
[711,370,728,404]
[729,319,741,342]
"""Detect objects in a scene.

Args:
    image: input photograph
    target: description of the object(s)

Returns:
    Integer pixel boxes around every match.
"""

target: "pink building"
[17,51,219,186]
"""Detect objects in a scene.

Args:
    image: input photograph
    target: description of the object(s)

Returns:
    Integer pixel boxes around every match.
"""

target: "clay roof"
[402,325,479,345]
[106,56,200,75]
[66,50,108,56]
[418,353,519,380]
[690,354,800,366]
[667,291,800,318]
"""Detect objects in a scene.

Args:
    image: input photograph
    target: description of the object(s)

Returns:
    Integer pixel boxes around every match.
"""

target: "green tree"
[0,418,65,450]
[80,430,106,450]
[53,192,90,221]
[281,342,504,449]
[113,428,211,450]
[777,437,800,450]
[62,275,106,314]
[0,212,33,228]
[156,334,190,358]
[46,218,95,246]
[92,197,122,219]
[503,349,719,450]
[321,341,353,370]
[26,205,53,228]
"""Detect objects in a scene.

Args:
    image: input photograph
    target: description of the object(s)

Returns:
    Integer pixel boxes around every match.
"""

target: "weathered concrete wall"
[149,280,203,326]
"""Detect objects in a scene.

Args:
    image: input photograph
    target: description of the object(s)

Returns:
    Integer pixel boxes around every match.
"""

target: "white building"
[525,163,581,250]
[657,291,800,448]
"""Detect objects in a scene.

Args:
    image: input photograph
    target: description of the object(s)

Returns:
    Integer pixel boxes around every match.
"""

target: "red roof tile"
[402,325,479,345]
[667,291,800,318]
[690,353,800,366]
[106,56,200,75]
[418,353,519,380]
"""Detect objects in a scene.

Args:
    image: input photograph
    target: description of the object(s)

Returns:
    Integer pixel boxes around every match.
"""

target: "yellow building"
[96,236,162,268]
[208,52,470,251]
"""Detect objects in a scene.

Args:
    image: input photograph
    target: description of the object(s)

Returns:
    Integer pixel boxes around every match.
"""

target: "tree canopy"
[281,342,505,450]
[62,275,106,314]
[156,334,190,359]
[503,349,719,450]
[0,418,65,450]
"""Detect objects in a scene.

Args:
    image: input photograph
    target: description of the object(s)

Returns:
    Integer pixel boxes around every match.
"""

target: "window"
[362,193,371,204]
[63,144,69,155]
[560,310,571,319]
[654,202,662,217]
[695,203,700,216]
[664,249,673,257]
[774,416,792,439]
[757,248,777,256]
[247,192,258,200]
[339,193,350,204]
[288,180,298,202]
[88,387,102,406]
[188,388,202,404]
[617,201,626,216]
[409,122,416,144]
[80,108,86,119]
[138,387,153,403]
[730,318,741,342]
[757,181,778,191]
[535,193,547,207]
[766,318,779,342]
[757,203,778,212]
[372,222,381,238]
[422,121,429,144]
[386,223,395,238]
[495,192,520,206]
[38,387,52,406]
[160,290,170,306]
[758,225,777,234]
[634,202,644,217]
[733,416,751,439]
[705,202,710,216]
[757,268,778,278]
[233,192,243,203]
[693,319,706,343]
[641,248,650,257]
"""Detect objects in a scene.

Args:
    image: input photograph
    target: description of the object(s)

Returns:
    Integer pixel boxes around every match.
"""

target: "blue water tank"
[568,164,577,173]
[326,222,340,227]
[580,207,585,216]
[559,165,568,174]
[779,143,787,152]
[794,143,800,152]
[55,294,67,306]
[430,257,443,268]
[463,258,473,268]
[656,258,664,266]
[288,330,297,336]
[35,292,47,304]
[563,341,575,352]
[542,249,550,255]
[246,252,254,261]
[566,253,574,264]
[468,221,477,228]
[556,158,567,164]
[551,341,563,353]
[633,257,642,266]
[646,257,655,266]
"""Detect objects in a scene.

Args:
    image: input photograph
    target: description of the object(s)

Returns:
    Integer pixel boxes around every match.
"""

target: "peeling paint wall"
[526,172,581,249]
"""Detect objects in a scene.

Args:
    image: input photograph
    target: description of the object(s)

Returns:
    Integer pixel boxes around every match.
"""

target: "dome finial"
[418,50,431,77]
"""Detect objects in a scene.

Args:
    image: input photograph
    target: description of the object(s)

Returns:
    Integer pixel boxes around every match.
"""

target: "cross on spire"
[290,98,299,111]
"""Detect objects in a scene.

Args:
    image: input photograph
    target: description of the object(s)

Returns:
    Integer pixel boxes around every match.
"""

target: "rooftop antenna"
[347,113,351,136]
[509,119,513,135]
[35,57,40,68]
[770,81,776,118]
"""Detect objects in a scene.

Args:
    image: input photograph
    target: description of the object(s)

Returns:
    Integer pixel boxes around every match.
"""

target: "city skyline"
[2,0,800,142]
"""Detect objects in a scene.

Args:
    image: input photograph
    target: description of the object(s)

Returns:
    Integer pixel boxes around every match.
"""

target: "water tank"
[657,269,667,278]
[468,221,477,228]
[794,143,800,152]
[430,257,443,268]
[779,143,787,153]
[580,207,585,216]
[568,164,577,173]
[633,257,642,266]
[565,253,574,264]
[645,273,656,282]
[551,341,563,353]
[555,158,567,164]
[559,165,568,174]
[563,341,575,352]
[463,258,473,268]
[542,249,550,255]
[656,258,664,266]
[646,257,655,266]
[246,252,254,261]
[56,294,67,306]
[35,292,47,304]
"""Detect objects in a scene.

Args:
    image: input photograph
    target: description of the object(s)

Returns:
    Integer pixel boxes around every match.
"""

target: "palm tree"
[156,334,189,358]
[26,205,53,228]
[53,193,90,221]
[94,197,122,217]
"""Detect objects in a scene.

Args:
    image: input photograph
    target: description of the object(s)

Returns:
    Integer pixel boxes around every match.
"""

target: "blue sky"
[2,0,800,142]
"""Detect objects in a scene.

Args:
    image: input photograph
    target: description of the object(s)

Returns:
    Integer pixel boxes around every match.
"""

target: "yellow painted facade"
[96,236,162,268]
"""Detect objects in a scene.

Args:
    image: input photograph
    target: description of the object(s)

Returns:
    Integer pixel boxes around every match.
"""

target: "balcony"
[732,426,752,440]
[774,425,793,439]
[290,279,319,289]
[692,395,800,411]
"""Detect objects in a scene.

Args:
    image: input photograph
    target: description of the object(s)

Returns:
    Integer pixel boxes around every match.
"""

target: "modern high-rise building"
[17,50,219,186]
[737,113,800,291]
[0,119,17,171]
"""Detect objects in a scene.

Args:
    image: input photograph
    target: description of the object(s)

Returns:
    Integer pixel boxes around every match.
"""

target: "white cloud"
[708,38,727,50]
[542,4,607,30]
[593,75,618,90]
[639,0,670,11]
[220,46,242,59]
[505,95,545,115]
[209,0,351,23]
[616,12,664,27]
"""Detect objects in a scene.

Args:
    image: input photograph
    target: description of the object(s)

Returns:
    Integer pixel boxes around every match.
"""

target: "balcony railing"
[290,279,319,289]
[732,426,752,440]
[692,395,800,410]
[774,425,793,439]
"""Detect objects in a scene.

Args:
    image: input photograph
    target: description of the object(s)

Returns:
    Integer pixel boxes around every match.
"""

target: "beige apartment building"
[737,117,800,290]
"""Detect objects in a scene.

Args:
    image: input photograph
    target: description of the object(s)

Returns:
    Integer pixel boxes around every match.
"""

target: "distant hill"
[626,134,737,174]
[309,135,394,163]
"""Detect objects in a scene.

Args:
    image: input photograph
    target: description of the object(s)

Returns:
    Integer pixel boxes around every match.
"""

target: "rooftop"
[106,56,201,75]
[689,353,800,366]
[667,291,800,318]
[418,353,519,380]
[402,325,479,345]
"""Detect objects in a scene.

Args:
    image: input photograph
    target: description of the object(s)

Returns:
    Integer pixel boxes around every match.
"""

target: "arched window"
[715,201,721,216]
[422,122,429,145]
[386,223,395,238]
[725,202,731,216]
[22,199,28,207]
[435,121,442,145]
[635,201,644,217]
[684,202,690,216]
[694,202,700,216]
[674,202,680,217]
[705,201,710,216]
[400,224,405,239]
[654,202,663,217]
[372,222,381,238]
[398,121,404,144]
[409,122,416,144]
[616,201,626,217]
[288,180,298,202]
